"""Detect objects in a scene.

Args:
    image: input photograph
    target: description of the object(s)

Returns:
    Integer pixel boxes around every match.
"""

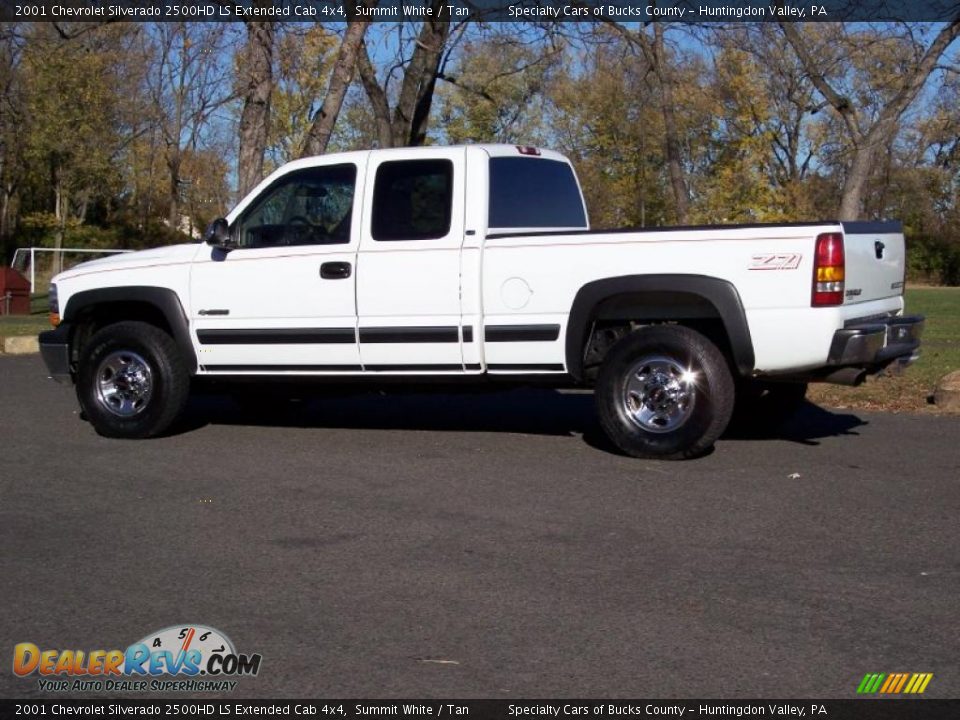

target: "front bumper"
[38,323,73,383]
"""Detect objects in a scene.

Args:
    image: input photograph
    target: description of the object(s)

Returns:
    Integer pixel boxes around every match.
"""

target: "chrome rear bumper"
[828,314,924,368]
[762,314,924,386]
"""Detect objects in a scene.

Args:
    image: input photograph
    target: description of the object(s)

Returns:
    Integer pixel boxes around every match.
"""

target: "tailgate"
[841,221,905,305]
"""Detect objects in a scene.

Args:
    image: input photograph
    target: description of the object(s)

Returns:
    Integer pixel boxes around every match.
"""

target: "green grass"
[809,287,960,412]
[30,292,49,315]
[0,293,52,337]
[0,315,52,337]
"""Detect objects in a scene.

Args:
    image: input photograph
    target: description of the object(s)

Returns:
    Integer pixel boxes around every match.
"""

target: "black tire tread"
[77,321,190,439]
[595,325,735,460]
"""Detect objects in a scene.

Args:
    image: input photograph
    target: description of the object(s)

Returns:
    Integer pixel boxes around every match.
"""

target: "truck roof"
[290,143,568,168]
[230,144,571,222]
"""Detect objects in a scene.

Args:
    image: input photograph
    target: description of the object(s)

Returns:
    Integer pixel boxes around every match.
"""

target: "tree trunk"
[357,42,394,148]
[167,151,181,232]
[301,16,372,158]
[51,157,65,275]
[838,118,899,221]
[237,20,274,199]
[0,146,8,251]
[357,12,449,149]
[391,8,449,147]
[0,186,11,246]
[407,51,443,147]
[652,23,689,224]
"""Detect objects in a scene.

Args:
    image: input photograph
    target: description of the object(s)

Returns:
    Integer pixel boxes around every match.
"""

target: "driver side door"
[189,162,362,373]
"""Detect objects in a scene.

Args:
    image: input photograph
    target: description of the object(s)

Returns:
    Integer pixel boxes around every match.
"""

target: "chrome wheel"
[622,355,697,433]
[95,350,154,417]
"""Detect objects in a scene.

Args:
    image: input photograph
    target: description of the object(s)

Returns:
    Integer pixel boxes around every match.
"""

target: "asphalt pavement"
[1,354,958,699]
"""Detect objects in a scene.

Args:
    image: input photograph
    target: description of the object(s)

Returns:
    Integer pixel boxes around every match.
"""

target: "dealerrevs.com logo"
[13,624,262,693]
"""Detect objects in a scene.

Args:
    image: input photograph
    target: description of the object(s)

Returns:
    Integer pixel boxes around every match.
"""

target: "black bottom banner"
[2,700,959,720]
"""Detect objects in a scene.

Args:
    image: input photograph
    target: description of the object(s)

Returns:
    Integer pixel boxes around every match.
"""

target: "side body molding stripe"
[198,328,356,344]
[565,274,755,381]
[484,324,561,342]
[359,326,459,343]
[198,327,463,345]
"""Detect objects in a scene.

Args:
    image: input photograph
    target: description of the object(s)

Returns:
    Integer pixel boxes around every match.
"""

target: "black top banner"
[3,699,960,719]
[1,0,959,22]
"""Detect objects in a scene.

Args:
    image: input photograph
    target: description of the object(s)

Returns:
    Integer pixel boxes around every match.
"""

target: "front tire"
[595,325,735,460]
[77,321,190,439]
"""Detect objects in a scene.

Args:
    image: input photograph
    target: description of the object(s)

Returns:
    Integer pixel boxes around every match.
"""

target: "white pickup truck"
[39,144,923,459]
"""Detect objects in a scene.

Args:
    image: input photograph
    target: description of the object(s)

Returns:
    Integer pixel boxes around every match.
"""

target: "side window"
[489,157,587,229]
[371,159,453,241]
[235,164,357,248]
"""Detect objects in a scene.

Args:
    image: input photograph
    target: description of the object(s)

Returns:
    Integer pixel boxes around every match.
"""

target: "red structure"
[0,267,31,315]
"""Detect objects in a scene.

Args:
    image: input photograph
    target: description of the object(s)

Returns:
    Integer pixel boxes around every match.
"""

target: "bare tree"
[237,19,274,198]
[779,21,960,220]
[356,8,458,147]
[0,25,25,254]
[144,23,235,229]
[300,12,374,158]
[652,23,689,223]
[603,22,691,223]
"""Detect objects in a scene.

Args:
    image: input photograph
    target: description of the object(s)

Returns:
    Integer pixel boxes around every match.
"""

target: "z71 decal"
[749,253,802,270]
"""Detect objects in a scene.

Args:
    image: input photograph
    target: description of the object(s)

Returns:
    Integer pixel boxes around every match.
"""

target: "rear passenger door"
[355,149,467,372]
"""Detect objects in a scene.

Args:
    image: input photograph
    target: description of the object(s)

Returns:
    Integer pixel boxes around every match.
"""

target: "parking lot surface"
[2,354,958,699]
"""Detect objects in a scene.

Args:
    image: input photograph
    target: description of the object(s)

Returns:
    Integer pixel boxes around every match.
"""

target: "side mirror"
[203,218,232,249]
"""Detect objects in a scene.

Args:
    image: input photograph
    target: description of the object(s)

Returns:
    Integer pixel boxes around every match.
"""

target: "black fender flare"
[62,286,198,374]
[565,274,755,381]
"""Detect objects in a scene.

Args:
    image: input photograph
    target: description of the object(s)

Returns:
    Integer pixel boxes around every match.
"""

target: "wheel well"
[578,291,737,383]
[70,302,173,364]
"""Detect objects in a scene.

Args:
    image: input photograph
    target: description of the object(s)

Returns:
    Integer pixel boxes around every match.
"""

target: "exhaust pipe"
[822,368,868,386]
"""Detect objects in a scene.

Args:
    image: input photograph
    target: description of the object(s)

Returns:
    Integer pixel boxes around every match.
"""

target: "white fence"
[11,247,134,293]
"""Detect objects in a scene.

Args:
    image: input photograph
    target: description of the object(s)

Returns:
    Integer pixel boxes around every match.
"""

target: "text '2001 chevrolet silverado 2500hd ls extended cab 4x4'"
[39,144,923,459]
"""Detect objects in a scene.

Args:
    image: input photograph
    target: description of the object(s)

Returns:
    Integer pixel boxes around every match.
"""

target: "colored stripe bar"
[893,673,909,693]
[856,671,932,694]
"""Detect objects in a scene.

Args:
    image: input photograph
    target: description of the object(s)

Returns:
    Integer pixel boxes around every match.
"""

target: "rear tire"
[595,325,735,460]
[77,321,190,439]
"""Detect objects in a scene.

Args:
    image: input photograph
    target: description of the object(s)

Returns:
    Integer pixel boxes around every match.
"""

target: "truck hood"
[56,244,202,279]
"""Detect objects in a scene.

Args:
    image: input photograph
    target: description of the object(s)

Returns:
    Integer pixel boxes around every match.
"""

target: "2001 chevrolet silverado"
[39,144,923,459]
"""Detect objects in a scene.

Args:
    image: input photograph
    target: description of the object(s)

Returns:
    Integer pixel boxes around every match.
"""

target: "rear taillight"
[812,232,845,306]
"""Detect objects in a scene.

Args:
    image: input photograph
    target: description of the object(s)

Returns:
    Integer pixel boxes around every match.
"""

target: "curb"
[0,335,40,354]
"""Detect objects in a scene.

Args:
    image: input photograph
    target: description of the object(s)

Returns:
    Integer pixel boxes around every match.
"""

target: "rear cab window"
[488,157,588,231]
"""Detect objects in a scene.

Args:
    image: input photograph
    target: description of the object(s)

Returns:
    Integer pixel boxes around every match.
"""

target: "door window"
[371,159,453,241]
[235,164,357,248]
